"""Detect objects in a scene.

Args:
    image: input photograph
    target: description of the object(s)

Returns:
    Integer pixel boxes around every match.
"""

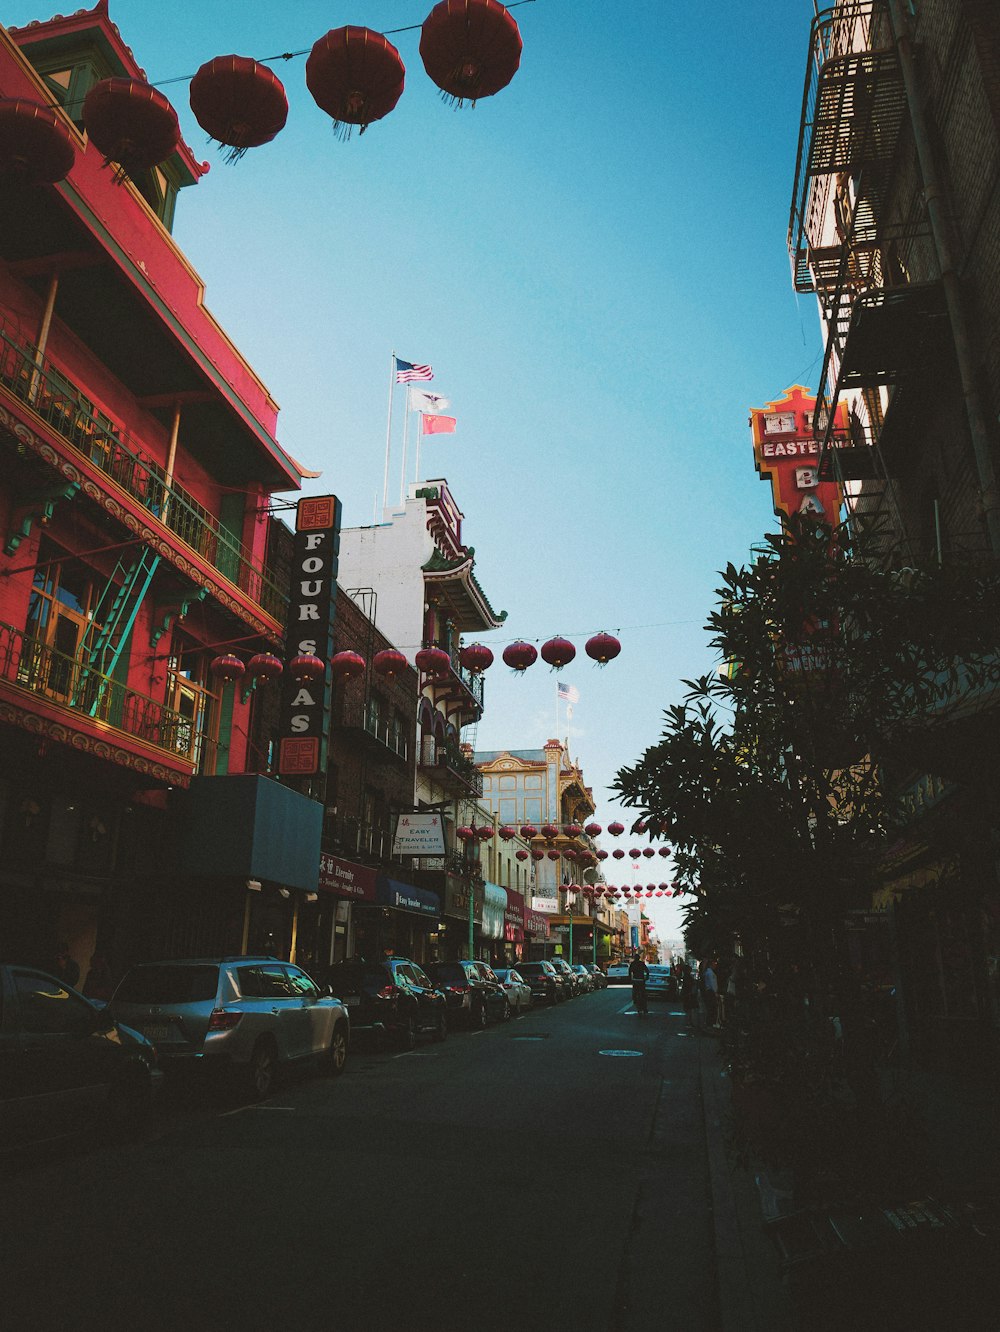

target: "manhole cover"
[599,1049,644,1057]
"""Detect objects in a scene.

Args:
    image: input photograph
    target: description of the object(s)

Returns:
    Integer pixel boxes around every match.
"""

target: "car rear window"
[114,964,219,1004]
[517,963,547,976]
[428,963,467,985]
[326,963,387,992]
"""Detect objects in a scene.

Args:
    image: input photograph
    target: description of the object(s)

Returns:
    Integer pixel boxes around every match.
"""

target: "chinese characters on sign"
[392,813,446,856]
[750,385,846,525]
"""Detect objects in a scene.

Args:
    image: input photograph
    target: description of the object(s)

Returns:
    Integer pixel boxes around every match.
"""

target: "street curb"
[699,1030,793,1331]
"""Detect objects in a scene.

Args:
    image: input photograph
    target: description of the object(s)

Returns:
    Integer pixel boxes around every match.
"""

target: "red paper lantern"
[210,654,245,684]
[585,822,602,837]
[373,648,408,678]
[247,653,283,685]
[629,849,642,860]
[541,824,560,840]
[633,820,648,834]
[655,890,664,897]
[585,631,621,665]
[612,849,625,860]
[564,823,583,838]
[562,848,578,861]
[306,27,405,138]
[621,887,631,896]
[456,826,476,841]
[515,849,529,861]
[415,646,452,679]
[541,635,576,669]
[0,99,76,185]
[498,825,516,840]
[659,883,670,892]
[460,642,494,673]
[289,654,325,684]
[475,825,494,840]
[331,650,366,681]
[520,824,537,838]
[597,849,608,860]
[607,821,625,836]
[83,78,180,182]
[643,848,655,859]
[502,640,537,672]
[419,0,522,107]
[531,849,545,861]
[659,847,671,858]
[546,849,560,861]
[189,55,288,161]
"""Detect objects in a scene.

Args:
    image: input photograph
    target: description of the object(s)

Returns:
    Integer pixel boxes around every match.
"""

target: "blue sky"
[7,0,826,944]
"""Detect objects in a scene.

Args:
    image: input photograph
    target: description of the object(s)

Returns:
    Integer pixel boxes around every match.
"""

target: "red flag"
[421,414,457,435]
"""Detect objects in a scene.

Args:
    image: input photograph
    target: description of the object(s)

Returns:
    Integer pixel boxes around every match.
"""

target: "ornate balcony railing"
[0,619,213,770]
[0,324,286,621]
[418,737,484,796]
[322,812,404,865]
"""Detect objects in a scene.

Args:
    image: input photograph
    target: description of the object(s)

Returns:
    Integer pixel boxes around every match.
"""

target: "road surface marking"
[598,1049,644,1057]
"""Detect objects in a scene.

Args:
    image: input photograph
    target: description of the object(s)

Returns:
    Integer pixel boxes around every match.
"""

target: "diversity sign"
[750,385,846,524]
[277,494,342,777]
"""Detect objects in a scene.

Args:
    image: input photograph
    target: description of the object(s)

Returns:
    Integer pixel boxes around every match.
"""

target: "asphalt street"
[2,989,729,1332]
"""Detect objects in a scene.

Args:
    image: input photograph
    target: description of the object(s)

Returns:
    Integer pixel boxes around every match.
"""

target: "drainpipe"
[887,0,1000,556]
[28,272,59,405]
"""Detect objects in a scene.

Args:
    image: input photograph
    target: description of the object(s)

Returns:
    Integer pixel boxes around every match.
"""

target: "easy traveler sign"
[392,812,446,856]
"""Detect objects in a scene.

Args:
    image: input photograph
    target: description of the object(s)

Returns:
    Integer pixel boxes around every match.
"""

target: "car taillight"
[207,1008,242,1031]
[377,984,401,999]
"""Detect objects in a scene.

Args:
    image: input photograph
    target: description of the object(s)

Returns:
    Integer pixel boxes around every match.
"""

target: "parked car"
[571,964,595,993]
[0,964,161,1150]
[110,956,350,1099]
[606,961,632,984]
[492,967,532,1016]
[646,965,678,1001]
[514,960,564,1004]
[549,957,580,995]
[322,957,446,1049]
[585,964,608,990]
[425,960,509,1027]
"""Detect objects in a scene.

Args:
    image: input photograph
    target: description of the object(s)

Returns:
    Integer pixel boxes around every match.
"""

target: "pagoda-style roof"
[422,546,506,633]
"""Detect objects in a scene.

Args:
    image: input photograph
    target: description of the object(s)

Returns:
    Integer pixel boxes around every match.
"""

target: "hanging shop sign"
[277,494,342,777]
[392,812,446,856]
[532,895,558,914]
[750,386,846,525]
[443,873,483,925]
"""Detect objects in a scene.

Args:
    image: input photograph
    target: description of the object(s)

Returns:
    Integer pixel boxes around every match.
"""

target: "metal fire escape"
[789,1,952,564]
[73,547,160,714]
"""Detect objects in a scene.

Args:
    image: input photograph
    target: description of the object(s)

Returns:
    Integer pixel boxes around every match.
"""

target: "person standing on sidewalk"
[681,965,699,1028]
[629,953,649,1015]
[701,958,720,1028]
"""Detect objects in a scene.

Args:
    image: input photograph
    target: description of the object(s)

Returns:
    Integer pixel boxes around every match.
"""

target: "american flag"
[557,680,580,704]
[395,357,434,384]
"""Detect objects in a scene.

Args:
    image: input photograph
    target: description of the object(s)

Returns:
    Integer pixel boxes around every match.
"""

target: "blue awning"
[178,774,322,891]
[376,877,441,918]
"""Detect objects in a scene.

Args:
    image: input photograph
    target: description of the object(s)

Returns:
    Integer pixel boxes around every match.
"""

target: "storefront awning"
[318,853,377,901]
[377,877,441,918]
[178,774,322,891]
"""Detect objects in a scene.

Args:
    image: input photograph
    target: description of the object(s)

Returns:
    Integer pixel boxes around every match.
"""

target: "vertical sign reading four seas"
[277,495,342,777]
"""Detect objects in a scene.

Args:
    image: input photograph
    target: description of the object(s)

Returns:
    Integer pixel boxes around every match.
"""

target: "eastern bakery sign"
[750,385,846,525]
[277,495,342,777]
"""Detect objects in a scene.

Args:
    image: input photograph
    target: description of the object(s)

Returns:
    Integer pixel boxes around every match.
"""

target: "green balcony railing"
[0,324,287,621]
[0,619,213,771]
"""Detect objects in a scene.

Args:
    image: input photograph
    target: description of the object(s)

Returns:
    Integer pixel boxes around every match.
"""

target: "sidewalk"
[698,1028,794,1331]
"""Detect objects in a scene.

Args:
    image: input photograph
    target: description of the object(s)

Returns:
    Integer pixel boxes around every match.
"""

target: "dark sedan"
[0,963,160,1150]
[513,960,564,1004]
[322,958,447,1049]
[425,960,508,1028]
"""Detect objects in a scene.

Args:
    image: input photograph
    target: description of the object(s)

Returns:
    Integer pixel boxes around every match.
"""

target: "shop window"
[23,540,105,703]
[164,636,220,773]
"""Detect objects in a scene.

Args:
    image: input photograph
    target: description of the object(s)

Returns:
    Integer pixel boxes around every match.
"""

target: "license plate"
[343,996,360,1007]
[141,1024,174,1041]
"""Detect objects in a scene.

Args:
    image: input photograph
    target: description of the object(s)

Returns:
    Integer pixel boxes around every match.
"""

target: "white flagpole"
[414,411,423,484]
[382,350,396,514]
[398,385,411,505]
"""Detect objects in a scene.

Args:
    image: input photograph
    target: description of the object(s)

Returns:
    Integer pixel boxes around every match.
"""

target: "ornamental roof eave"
[422,551,506,632]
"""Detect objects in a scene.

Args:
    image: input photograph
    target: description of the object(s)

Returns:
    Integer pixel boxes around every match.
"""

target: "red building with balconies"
[0,6,317,985]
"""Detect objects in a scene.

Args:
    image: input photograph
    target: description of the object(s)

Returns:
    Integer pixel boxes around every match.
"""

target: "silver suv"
[110,957,350,1099]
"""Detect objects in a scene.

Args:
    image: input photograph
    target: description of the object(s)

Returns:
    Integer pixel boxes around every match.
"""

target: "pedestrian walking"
[701,958,720,1028]
[681,966,699,1028]
[629,953,649,1016]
